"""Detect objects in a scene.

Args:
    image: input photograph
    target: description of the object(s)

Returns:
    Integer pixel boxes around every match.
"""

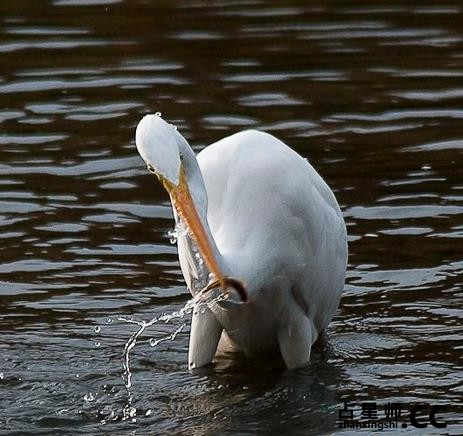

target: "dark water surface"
[1,0,462,434]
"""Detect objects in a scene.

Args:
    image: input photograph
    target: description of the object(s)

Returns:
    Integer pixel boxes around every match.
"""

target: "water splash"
[114,214,223,421]
[84,392,95,402]
[117,292,226,421]
[167,217,212,294]
[167,219,189,245]
[167,228,178,244]
[149,323,185,347]
[118,298,196,391]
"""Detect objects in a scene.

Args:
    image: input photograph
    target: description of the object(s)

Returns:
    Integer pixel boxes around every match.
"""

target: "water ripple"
[1,0,462,433]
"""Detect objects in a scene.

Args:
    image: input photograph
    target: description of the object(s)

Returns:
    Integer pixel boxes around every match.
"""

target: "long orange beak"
[160,167,247,302]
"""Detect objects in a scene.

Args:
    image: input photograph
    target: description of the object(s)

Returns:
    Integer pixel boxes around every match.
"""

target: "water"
[1,0,462,434]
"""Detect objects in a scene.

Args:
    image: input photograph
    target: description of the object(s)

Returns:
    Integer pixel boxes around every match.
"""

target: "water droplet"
[84,392,94,402]
[95,341,101,348]
[75,373,80,378]
[107,318,112,324]
[167,228,178,244]
[0,372,4,380]
[94,326,101,333]
[422,164,431,170]
[146,409,152,416]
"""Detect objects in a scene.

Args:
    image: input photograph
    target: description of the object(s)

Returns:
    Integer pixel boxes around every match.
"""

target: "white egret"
[135,114,347,370]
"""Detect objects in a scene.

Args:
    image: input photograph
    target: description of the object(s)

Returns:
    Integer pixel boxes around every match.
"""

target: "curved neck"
[176,135,208,213]
[174,133,232,279]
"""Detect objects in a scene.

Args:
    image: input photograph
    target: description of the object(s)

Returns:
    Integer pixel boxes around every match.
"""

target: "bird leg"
[188,306,222,369]
[277,311,315,370]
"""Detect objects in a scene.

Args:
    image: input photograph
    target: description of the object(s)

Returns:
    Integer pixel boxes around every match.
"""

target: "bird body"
[135,115,347,370]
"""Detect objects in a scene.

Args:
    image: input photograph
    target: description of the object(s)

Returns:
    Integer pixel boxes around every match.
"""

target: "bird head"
[135,113,181,187]
[135,114,248,303]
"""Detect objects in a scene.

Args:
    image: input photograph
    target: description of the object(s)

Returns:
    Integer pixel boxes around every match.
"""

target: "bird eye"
[147,164,155,173]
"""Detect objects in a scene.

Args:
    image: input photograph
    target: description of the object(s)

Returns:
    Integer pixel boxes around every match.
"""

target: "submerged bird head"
[135,113,247,303]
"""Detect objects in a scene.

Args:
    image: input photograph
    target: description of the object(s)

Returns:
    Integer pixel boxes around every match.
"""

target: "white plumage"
[136,114,347,370]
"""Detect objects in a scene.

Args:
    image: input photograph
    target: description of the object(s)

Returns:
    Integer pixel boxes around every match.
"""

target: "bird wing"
[197,130,347,330]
